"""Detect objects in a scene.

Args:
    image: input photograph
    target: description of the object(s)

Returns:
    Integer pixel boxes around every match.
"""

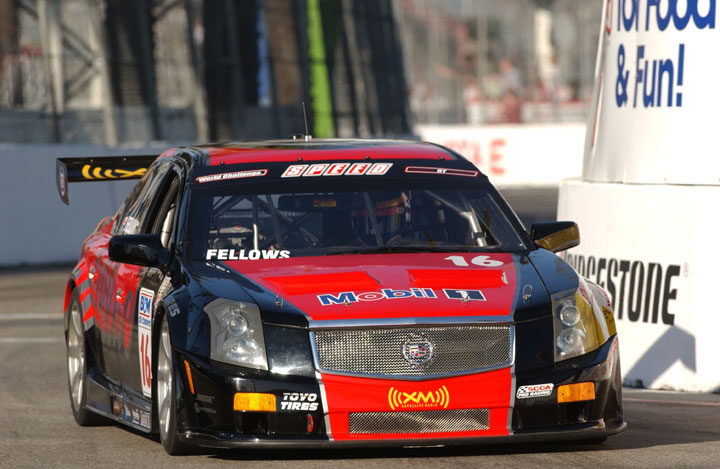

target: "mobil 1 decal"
[137,288,154,397]
[564,253,682,326]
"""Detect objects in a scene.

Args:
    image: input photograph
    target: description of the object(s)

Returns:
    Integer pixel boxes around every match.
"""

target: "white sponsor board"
[415,124,584,187]
[584,0,720,185]
[558,179,720,392]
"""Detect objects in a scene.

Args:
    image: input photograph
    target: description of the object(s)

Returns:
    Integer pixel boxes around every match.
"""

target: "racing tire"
[65,289,105,426]
[156,314,190,455]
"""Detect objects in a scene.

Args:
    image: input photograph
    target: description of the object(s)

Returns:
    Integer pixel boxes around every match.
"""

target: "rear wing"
[56,155,157,204]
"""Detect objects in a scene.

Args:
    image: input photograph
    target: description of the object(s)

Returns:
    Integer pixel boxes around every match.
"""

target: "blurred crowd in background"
[396,0,600,125]
[0,0,601,146]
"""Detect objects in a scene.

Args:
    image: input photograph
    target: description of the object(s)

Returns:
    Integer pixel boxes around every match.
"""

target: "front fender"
[586,279,618,337]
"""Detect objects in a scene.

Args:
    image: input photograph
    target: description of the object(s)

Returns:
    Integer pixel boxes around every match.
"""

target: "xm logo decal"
[388,386,450,410]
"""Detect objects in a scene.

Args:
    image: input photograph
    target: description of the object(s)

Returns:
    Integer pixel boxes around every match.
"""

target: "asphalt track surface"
[2,189,720,467]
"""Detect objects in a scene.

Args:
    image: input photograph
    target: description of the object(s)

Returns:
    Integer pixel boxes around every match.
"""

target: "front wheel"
[156,315,190,455]
[66,289,105,426]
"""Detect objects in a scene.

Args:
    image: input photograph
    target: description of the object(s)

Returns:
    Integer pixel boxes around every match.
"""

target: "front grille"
[313,325,511,377]
[349,409,490,434]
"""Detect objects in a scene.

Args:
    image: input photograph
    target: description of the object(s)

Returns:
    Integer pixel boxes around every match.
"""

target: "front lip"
[180,421,627,449]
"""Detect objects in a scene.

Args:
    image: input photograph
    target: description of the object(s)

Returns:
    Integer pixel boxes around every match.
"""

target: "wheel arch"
[63,278,76,332]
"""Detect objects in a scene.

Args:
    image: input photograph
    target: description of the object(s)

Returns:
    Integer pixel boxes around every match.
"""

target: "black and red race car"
[57,139,625,455]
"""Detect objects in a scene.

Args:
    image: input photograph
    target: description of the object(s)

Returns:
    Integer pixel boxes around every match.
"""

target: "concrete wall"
[0,143,169,267]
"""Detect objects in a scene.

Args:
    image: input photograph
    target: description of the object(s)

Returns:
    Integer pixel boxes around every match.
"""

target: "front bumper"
[173,335,624,449]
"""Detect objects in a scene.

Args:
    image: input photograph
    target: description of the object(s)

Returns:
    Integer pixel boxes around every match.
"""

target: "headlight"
[204,298,268,370]
[552,282,602,362]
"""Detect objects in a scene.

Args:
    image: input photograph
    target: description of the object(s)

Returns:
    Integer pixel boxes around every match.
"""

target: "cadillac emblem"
[402,335,434,366]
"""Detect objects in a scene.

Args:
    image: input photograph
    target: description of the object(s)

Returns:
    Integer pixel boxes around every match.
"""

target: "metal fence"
[0,0,600,145]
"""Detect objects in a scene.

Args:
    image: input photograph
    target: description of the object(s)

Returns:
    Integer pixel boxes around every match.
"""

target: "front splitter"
[181,419,626,449]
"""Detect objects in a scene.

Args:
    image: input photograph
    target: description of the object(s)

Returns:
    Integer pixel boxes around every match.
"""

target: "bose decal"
[281,162,393,178]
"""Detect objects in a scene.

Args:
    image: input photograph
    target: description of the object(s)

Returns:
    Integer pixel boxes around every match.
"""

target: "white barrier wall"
[559,179,720,392]
[559,0,720,391]
[416,124,584,186]
[0,144,166,267]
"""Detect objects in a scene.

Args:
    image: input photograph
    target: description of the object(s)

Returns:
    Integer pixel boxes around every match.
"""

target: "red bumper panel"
[321,368,512,440]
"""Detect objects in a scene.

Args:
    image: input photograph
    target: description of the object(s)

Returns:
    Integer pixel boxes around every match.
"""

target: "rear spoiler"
[56,155,157,204]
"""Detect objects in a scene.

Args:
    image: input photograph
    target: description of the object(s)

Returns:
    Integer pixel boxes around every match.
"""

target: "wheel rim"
[66,301,85,411]
[157,320,172,441]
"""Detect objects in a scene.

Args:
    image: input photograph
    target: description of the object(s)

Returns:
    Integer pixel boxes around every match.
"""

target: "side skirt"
[85,368,154,433]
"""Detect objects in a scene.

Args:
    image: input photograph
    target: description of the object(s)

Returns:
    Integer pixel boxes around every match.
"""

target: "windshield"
[187,182,527,260]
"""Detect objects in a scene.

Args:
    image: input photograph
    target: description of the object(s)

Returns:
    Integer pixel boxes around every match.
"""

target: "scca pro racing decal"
[196,169,268,183]
[281,162,392,178]
[206,249,290,260]
[404,166,478,177]
[318,288,437,306]
[280,392,319,411]
[388,386,450,410]
[516,383,554,399]
[137,288,154,398]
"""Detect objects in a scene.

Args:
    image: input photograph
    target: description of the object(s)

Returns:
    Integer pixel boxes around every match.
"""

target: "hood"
[223,253,529,323]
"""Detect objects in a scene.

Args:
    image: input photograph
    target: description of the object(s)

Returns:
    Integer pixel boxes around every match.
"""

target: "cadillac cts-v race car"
[57,139,625,455]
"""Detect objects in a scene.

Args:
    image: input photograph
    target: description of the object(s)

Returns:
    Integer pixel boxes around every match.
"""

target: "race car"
[57,138,625,455]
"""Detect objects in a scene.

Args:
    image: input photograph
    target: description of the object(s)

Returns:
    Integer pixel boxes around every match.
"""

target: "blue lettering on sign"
[612,1,714,109]
[617,43,685,108]
[618,0,716,32]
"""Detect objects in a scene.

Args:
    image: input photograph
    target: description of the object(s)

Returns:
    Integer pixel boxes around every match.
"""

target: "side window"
[112,166,154,235]
[119,162,169,235]
[150,172,182,248]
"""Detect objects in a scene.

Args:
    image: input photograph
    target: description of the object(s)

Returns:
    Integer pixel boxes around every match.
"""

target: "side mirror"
[109,234,169,267]
[530,221,580,253]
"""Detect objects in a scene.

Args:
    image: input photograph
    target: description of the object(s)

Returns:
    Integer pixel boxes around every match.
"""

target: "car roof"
[184,138,467,167]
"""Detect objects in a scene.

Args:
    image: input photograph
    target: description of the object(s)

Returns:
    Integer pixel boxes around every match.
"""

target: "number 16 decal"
[137,288,154,397]
[444,255,504,267]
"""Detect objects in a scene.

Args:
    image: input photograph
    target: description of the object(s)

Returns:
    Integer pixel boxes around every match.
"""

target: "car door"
[116,163,184,400]
[80,164,158,385]
[91,161,170,396]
